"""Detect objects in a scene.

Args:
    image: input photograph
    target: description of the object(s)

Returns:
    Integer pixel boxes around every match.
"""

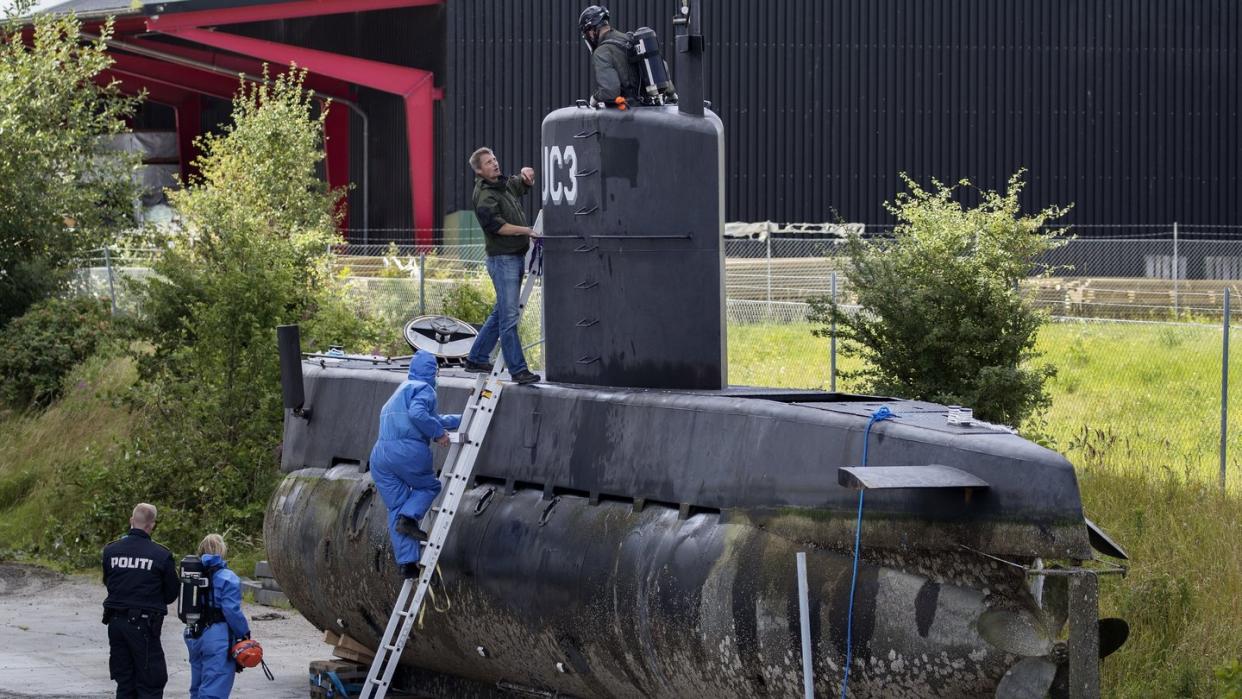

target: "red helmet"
[231,639,264,668]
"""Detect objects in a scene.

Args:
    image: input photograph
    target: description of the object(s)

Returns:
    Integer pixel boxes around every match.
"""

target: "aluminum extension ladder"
[360,237,544,699]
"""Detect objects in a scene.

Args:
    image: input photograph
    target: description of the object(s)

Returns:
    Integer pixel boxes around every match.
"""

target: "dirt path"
[0,562,328,698]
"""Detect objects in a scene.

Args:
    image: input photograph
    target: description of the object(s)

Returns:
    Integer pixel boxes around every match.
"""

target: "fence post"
[796,551,815,699]
[1173,221,1180,318]
[765,236,773,321]
[1222,286,1230,491]
[830,271,838,393]
[419,253,427,316]
[102,247,118,316]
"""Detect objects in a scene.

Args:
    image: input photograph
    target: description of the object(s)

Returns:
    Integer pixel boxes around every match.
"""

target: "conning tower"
[540,1,725,389]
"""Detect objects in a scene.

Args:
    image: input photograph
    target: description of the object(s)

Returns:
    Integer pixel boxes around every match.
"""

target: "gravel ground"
[0,562,329,698]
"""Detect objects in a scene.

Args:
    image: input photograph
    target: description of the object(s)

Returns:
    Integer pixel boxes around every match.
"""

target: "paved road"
[0,562,327,698]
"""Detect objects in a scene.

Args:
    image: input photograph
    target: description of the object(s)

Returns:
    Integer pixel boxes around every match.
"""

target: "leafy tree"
[809,172,1067,427]
[51,68,381,561]
[0,1,140,326]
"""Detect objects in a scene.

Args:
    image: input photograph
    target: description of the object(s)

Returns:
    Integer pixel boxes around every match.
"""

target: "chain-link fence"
[79,228,1242,328]
[70,248,160,315]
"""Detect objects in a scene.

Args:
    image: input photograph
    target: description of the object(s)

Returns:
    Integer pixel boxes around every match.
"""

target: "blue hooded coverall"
[183,554,250,699]
[369,351,461,566]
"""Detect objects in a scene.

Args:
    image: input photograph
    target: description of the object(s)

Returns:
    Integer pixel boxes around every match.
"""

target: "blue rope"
[841,405,894,699]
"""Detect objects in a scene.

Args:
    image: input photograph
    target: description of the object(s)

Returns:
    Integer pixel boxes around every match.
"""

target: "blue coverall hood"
[408,350,438,385]
[201,553,225,568]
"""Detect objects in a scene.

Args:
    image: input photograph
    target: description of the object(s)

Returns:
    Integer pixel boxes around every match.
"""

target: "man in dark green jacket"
[463,147,541,384]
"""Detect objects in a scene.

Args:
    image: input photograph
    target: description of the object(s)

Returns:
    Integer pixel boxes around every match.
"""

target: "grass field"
[2,319,1239,695]
[729,319,1242,696]
[731,320,1242,485]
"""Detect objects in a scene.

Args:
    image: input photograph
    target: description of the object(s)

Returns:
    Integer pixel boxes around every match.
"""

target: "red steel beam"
[101,62,350,228]
[146,0,440,32]
[158,27,440,244]
[175,94,202,183]
[324,105,350,228]
[98,70,192,106]
[164,27,432,97]
[114,37,354,96]
[110,52,250,99]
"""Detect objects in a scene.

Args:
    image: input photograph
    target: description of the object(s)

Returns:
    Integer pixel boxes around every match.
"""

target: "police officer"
[102,502,179,698]
[579,5,641,106]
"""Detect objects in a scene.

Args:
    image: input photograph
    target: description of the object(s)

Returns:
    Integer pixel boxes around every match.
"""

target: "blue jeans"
[468,253,528,375]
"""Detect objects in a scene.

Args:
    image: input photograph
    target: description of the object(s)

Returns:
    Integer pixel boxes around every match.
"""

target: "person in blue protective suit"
[369,350,461,578]
[184,534,251,699]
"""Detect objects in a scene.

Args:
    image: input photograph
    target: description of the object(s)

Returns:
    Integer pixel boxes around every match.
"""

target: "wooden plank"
[331,646,374,664]
[323,631,375,664]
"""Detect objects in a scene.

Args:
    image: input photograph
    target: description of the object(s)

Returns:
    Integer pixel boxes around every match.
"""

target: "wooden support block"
[326,631,375,664]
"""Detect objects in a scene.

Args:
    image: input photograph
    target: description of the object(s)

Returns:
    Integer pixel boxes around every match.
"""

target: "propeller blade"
[1099,618,1130,658]
[978,608,1055,657]
[995,657,1058,699]
[1040,573,1069,636]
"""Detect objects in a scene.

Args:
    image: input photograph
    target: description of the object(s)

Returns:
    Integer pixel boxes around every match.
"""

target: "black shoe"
[395,515,429,541]
[463,359,494,373]
[398,562,423,579]
[511,369,541,385]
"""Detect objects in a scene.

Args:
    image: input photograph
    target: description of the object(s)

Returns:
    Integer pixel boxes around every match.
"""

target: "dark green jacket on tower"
[591,30,641,103]
[473,174,530,257]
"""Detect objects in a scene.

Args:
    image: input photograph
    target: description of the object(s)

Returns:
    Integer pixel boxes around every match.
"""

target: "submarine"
[267,3,1127,696]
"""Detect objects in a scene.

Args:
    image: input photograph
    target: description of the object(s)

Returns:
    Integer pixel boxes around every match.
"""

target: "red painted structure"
[82,0,444,244]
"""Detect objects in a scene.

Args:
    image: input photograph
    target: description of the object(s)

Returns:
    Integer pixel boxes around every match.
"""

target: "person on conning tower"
[579,5,641,106]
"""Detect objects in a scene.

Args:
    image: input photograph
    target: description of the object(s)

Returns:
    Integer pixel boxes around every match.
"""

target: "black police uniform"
[102,527,179,699]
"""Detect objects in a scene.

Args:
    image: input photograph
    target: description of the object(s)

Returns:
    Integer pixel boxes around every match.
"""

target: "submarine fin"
[837,464,989,490]
[994,656,1058,699]
[1098,618,1130,658]
[1084,517,1129,560]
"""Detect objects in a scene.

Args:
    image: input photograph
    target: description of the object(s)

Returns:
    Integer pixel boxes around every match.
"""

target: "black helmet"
[578,5,610,35]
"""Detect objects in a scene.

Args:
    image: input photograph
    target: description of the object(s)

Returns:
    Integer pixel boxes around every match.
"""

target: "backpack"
[177,554,225,637]
[628,27,677,104]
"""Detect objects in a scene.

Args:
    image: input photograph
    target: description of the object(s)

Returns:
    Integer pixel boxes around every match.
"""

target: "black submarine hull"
[266,362,1092,697]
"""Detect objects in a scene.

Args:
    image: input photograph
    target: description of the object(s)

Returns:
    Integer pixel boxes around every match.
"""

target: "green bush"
[1217,660,1242,699]
[47,68,381,564]
[0,297,113,409]
[808,172,1066,427]
[439,280,495,324]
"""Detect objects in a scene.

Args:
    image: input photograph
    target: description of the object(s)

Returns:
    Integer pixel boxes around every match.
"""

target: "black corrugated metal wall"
[230,5,445,235]
[196,1,1241,236]
[445,0,1241,228]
